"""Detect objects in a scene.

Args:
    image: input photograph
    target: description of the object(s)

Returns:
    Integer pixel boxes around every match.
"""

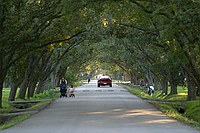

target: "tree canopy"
[0,0,200,108]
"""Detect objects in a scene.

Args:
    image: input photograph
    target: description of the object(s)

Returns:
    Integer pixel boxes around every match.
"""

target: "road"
[1,80,199,133]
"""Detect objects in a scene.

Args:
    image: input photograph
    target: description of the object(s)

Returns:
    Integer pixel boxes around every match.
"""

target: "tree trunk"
[182,63,198,100]
[187,74,196,101]
[0,52,3,108]
[0,80,3,108]
[0,53,7,108]
[196,88,200,97]
[27,79,38,98]
[18,77,29,99]
[170,83,178,95]
[40,81,47,93]
[161,80,168,95]
[130,72,134,84]
[130,70,138,84]
[8,82,21,101]
[50,74,57,89]
[153,80,161,90]
[35,80,45,94]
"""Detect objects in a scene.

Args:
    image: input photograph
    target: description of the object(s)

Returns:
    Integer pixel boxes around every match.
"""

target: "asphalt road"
[1,80,199,133]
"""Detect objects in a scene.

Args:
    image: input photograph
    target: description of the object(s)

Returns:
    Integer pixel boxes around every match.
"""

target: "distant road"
[1,80,199,133]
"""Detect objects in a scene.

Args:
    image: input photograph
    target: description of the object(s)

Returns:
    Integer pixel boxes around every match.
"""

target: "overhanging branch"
[8,30,86,68]
[120,23,159,36]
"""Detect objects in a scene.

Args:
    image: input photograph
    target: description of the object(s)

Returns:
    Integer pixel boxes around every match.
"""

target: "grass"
[1,88,16,113]
[185,101,200,123]
[0,114,31,130]
[124,85,200,130]
[0,88,58,130]
[30,100,52,110]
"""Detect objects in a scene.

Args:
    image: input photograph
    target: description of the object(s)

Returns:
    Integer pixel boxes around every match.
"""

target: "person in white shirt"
[69,85,75,97]
[147,86,155,96]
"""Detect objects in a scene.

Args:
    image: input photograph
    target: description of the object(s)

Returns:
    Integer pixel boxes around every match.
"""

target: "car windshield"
[99,76,111,79]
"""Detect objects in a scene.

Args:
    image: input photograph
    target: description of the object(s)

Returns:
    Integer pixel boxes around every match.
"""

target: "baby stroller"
[60,84,67,98]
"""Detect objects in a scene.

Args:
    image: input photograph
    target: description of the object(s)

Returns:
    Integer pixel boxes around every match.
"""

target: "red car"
[98,76,112,87]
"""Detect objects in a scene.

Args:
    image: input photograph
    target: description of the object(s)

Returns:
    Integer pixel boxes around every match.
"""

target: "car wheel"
[98,84,100,87]
[110,84,112,87]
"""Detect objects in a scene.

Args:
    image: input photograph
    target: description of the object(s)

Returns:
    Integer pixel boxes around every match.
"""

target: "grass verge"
[0,88,58,130]
[124,85,200,130]
[0,114,31,130]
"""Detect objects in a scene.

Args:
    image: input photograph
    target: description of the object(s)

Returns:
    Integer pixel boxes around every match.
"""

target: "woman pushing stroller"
[60,77,67,98]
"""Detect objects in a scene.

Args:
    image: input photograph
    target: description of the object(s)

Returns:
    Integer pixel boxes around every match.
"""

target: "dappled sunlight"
[84,111,106,115]
[178,93,187,96]
[144,119,176,124]
[126,109,166,117]
[115,109,165,118]
[78,108,178,126]
[82,109,166,118]
[111,109,125,112]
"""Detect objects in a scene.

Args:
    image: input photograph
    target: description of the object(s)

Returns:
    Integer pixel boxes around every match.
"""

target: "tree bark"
[0,52,7,108]
[161,80,168,95]
[170,83,178,95]
[0,16,4,106]
[0,52,3,108]
[18,76,29,99]
[8,81,21,101]
[40,80,47,93]
[27,79,38,99]
[129,70,139,84]
[35,80,45,94]
[187,73,196,101]
[196,88,200,97]
[50,73,57,89]
[0,80,3,108]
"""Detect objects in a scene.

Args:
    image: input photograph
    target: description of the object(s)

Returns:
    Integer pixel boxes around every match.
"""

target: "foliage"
[1,0,200,107]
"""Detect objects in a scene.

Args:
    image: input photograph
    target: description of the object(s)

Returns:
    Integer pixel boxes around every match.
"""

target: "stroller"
[60,84,67,98]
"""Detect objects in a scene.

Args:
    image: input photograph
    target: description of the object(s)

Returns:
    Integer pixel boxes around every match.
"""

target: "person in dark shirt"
[87,75,90,83]
[60,77,67,98]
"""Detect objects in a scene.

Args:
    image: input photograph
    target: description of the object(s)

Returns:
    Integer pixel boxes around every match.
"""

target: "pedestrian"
[87,75,90,83]
[69,85,75,98]
[60,77,67,98]
[147,85,155,96]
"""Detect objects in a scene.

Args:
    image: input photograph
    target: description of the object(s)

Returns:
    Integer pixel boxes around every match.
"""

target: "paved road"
[1,81,199,133]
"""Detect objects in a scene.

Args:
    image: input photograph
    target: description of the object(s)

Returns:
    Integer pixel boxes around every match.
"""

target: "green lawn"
[1,88,59,111]
[2,88,14,111]
[0,88,58,130]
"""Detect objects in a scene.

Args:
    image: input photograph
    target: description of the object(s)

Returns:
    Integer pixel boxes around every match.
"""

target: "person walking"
[60,77,67,98]
[87,75,90,83]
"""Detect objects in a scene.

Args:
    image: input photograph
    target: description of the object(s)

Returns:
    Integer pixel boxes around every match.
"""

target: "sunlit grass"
[150,101,200,130]
[123,84,200,130]
[1,88,16,113]
[1,87,58,110]
[30,100,52,110]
